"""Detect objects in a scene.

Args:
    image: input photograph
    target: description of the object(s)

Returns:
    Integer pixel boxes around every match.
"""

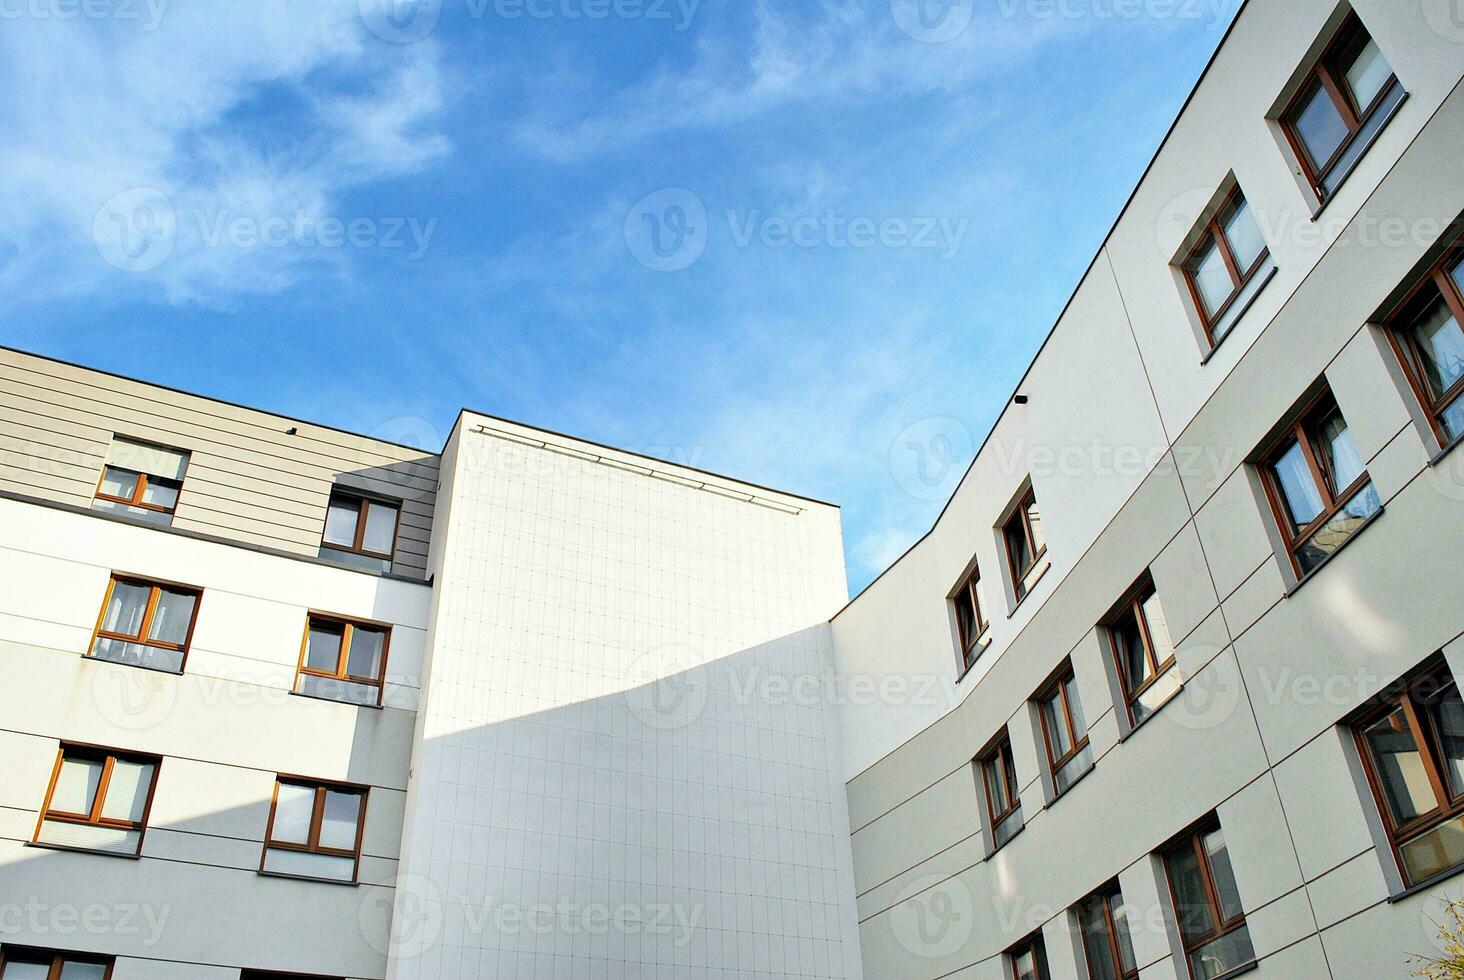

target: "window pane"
[1113,613,1150,694]
[1187,237,1234,319]
[1442,398,1464,444]
[1025,498,1046,554]
[146,588,196,647]
[140,477,180,511]
[1133,665,1184,725]
[100,759,155,823]
[985,758,1010,814]
[271,782,316,845]
[1140,593,1175,664]
[52,755,104,815]
[1272,441,1325,530]
[263,847,356,881]
[320,790,362,850]
[1408,295,1464,403]
[91,637,184,673]
[1203,829,1245,922]
[1065,676,1088,737]
[1401,814,1464,884]
[1344,38,1392,112]
[362,501,399,556]
[1295,481,1381,574]
[59,964,110,980]
[1361,707,1437,826]
[1108,892,1138,973]
[1007,517,1032,576]
[1222,198,1266,275]
[955,593,977,650]
[1,960,52,980]
[323,497,361,547]
[99,465,139,500]
[1289,83,1349,171]
[347,627,386,681]
[1054,744,1093,794]
[1317,410,1366,493]
[1430,686,1464,797]
[102,581,151,638]
[1188,927,1256,980]
[1080,896,1120,980]
[1042,693,1072,759]
[306,623,345,673]
[1166,842,1216,944]
[1012,946,1042,980]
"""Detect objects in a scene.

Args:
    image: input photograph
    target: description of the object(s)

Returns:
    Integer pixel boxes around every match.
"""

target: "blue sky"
[0,0,1241,593]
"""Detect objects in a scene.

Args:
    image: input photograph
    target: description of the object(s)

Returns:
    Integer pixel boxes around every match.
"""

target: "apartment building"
[2,1,1463,979]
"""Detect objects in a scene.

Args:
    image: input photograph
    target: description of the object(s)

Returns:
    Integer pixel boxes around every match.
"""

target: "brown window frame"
[1353,663,1464,888]
[1035,665,1090,792]
[1279,13,1401,202]
[1258,390,1375,578]
[1180,186,1271,346]
[980,732,1021,845]
[1106,582,1180,726]
[952,564,989,674]
[1076,884,1139,980]
[33,743,161,858]
[1162,821,1252,980]
[88,574,203,673]
[260,776,369,884]
[1007,934,1049,980]
[294,613,392,706]
[1383,250,1464,451]
[94,464,184,515]
[320,491,402,562]
[0,948,116,979]
[1003,486,1048,604]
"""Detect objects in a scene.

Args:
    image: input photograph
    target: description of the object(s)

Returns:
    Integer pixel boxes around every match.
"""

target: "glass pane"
[59,964,109,980]
[1290,82,1349,171]
[1109,892,1138,973]
[1133,665,1184,725]
[320,790,362,850]
[1272,440,1325,530]
[52,755,104,815]
[1166,841,1216,944]
[1188,927,1256,980]
[1011,946,1042,980]
[1401,814,1464,884]
[100,759,155,823]
[985,758,1010,814]
[102,581,151,638]
[1043,693,1072,759]
[1431,686,1464,797]
[91,637,183,672]
[1409,295,1464,402]
[140,477,180,511]
[1442,398,1464,445]
[1361,707,1437,826]
[1054,744,1093,794]
[993,810,1021,849]
[1140,593,1176,664]
[1344,38,1392,112]
[297,673,380,706]
[362,501,399,556]
[955,593,977,650]
[306,623,345,674]
[347,627,386,681]
[1222,198,1266,275]
[1025,498,1046,554]
[271,782,316,845]
[1295,481,1381,574]
[37,819,140,856]
[323,496,361,547]
[1317,410,1366,493]
[1065,676,1088,736]
[263,847,356,881]
[98,465,139,500]
[1203,829,1244,922]
[1080,896,1120,980]
[147,588,197,646]
[1,961,52,980]
[1007,518,1032,578]
[1113,613,1150,693]
[1187,236,1234,318]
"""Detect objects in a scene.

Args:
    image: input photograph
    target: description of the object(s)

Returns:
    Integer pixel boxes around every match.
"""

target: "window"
[92,437,189,526]
[295,614,391,707]
[0,950,114,979]
[1003,486,1048,604]
[1162,822,1256,980]
[980,732,1022,850]
[1076,885,1139,980]
[261,778,367,883]
[241,973,341,980]
[1259,391,1381,577]
[1182,188,1270,345]
[1385,252,1464,449]
[34,745,159,857]
[1008,935,1049,980]
[1280,14,1403,202]
[88,576,201,673]
[1035,665,1093,795]
[1107,582,1183,727]
[320,490,400,569]
[952,564,989,674]
[1354,662,1464,887]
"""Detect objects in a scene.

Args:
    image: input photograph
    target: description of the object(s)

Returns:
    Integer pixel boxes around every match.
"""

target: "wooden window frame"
[260,776,369,884]
[953,564,990,674]
[1106,582,1179,727]
[1077,884,1139,980]
[1003,486,1047,603]
[294,613,392,706]
[1279,13,1401,202]
[94,464,184,515]
[88,574,203,673]
[320,491,402,562]
[1007,934,1048,980]
[1383,251,1464,450]
[1258,390,1375,578]
[1180,186,1271,346]
[981,732,1021,841]
[1162,821,1251,980]
[33,743,161,858]
[1035,665,1089,791]
[0,948,116,979]
[1353,664,1464,887]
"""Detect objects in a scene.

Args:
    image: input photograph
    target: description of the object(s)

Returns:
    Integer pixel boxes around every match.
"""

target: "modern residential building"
[0,1,1462,979]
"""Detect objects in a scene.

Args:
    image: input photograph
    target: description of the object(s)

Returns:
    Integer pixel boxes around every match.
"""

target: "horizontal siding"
[0,349,440,578]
